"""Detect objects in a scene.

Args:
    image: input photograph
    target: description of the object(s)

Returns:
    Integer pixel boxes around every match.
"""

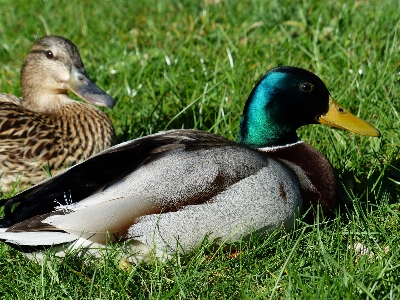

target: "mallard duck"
[0,36,115,193]
[0,66,379,260]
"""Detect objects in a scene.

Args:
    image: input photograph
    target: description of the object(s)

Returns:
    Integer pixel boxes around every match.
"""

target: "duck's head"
[20,35,115,113]
[238,66,380,148]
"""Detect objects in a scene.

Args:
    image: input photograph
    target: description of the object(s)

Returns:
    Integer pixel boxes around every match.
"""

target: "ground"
[0,0,399,298]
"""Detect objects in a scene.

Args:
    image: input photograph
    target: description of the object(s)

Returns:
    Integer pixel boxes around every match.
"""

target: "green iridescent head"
[238,66,380,148]
[238,66,330,148]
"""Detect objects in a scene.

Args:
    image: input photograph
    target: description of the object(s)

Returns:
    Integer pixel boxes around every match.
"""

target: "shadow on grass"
[336,149,400,222]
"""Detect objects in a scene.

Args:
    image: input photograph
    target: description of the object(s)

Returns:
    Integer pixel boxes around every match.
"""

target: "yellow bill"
[318,96,380,137]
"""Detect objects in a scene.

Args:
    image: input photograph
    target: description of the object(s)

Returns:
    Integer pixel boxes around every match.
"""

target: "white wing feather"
[44,196,156,239]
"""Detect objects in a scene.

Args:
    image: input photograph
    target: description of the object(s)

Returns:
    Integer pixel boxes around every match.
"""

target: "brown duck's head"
[20,35,115,113]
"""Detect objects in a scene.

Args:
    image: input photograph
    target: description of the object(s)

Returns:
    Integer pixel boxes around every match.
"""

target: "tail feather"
[0,218,11,228]
[0,231,76,246]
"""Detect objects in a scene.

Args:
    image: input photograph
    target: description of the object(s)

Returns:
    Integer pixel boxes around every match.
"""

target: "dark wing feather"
[6,211,64,232]
[0,130,234,227]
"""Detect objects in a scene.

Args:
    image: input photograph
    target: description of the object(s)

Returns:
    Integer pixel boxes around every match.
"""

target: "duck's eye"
[45,51,54,59]
[300,82,314,92]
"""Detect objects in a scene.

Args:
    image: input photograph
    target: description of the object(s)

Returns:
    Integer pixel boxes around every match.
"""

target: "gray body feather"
[130,158,302,253]
[0,130,303,258]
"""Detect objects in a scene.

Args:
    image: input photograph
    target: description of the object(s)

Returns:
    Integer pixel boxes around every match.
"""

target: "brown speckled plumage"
[0,36,115,192]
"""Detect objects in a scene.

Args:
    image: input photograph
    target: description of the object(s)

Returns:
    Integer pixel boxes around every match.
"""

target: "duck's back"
[0,99,114,192]
[0,130,303,253]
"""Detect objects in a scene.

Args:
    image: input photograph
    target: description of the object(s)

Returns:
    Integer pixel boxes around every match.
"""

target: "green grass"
[0,0,400,298]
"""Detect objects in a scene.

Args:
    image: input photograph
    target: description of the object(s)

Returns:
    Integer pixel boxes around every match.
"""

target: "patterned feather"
[0,36,115,192]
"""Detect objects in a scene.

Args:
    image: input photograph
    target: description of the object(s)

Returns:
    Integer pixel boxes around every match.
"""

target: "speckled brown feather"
[0,101,114,191]
[0,36,115,192]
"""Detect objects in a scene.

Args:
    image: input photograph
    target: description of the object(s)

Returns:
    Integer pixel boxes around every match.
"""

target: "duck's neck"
[21,69,73,113]
[238,115,299,147]
[22,90,74,114]
[237,73,299,148]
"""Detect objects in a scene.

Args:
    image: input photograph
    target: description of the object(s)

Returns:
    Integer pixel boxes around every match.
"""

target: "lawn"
[0,0,399,298]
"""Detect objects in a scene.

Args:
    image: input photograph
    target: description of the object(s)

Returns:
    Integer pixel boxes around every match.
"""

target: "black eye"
[300,82,314,92]
[45,50,54,59]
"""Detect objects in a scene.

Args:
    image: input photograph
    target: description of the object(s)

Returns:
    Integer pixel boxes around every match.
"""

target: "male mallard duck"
[0,36,115,193]
[0,66,379,260]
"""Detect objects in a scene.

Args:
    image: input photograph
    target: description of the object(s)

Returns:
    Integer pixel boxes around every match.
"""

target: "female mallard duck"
[0,66,379,260]
[0,36,115,193]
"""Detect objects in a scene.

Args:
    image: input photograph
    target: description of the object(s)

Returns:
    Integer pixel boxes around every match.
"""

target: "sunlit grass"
[0,0,399,298]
